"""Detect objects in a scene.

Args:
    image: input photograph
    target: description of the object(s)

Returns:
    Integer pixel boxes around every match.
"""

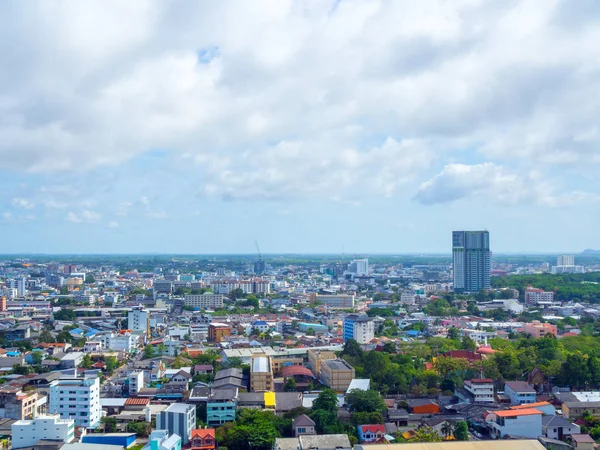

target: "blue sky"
[0,1,599,254]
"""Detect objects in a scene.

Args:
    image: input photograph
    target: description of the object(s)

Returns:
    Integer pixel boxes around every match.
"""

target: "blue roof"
[253,320,267,325]
[405,330,421,336]
[69,328,84,335]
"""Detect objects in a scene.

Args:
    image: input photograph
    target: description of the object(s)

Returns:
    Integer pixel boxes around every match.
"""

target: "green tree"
[85,273,96,284]
[53,309,76,321]
[81,353,92,369]
[454,421,469,441]
[105,356,118,373]
[447,327,460,340]
[441,422,453,438]
[312,388,338,413]
[101,416,117,433]
[409,427,443,443]
[346,389,385,413]
[284,378,297,392]
[460,336,477,351]
[39,330,55,343]
[341,339,364,359]
[351,411,384,426]
[143,345,155,359]
[30,350,44,366]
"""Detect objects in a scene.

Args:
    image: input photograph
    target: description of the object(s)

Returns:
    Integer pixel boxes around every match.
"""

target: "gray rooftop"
[164,403,194,414]
[323,359,353,371]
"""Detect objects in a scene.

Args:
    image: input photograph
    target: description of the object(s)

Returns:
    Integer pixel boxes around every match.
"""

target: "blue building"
[504,381,536,405]
[207,388,238,426]
[82,433,137,448]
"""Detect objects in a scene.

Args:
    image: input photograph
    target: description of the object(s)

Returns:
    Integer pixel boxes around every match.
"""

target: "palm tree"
[441,422,453,438]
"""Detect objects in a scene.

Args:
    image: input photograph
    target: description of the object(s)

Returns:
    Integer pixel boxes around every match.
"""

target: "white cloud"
[107,221,119,228]
[66,210,101,223]
[12,198,35,209]
[414,163,600,207]
[0,1,598,203]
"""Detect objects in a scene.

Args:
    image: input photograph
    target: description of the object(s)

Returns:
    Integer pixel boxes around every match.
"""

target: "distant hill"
[582,249,600,254]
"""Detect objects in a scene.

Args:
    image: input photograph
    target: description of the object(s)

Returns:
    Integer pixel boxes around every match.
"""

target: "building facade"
[343,314,374,344]
[525,288,555,305]
[463,378,494,403]
[504,381,537,405]
[250,356,273,392]
[128,306,150,337]
[12,415,75,449]
[0,387,42,420]
[184,294,225,310]
[320,359,355,392]
[49,376,101,428]
[156,403,196,445]
[491,409,542,439]
[452,230,491,293]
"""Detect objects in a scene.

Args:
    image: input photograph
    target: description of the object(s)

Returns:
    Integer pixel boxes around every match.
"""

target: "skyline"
[1,1,600,253]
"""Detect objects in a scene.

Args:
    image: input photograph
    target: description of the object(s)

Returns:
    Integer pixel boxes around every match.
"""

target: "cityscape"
[1,2,600,450]
[2,230,600,450]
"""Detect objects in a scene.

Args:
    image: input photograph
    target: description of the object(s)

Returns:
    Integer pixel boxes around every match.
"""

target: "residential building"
[343,314,374,344]
[452,230,491,293]
[184,294,224,310]
[293,415,316,437]
[406,399,440,414]
[522,321,558,338]
[100,332,139,352]
[347,259,369,276]
[251,320,270,333]
[250,355,273,392]
[49,376,101,428]
[208,323,231,343]
[128,306,150,338]
[542,415,580,440]
[0,296,6,311]
[129,371,144,396]
[11,415,75,449]
[319,359,355,392]
[156,403,196,445]
[570,434,596,450]
[308,349,336,378]
[190,428,215,450]
[490,408,543,439]
[0,386,42,420]
[511,401,556,416]
[504,381,537,405]
[525,288,555,305]
[311,294,355,309]
[143,430,182,450]
[463,378,494,403]
[358,424,387,444]
[60,352,84,369]
[557,255,575,266]
[206,388,238,426]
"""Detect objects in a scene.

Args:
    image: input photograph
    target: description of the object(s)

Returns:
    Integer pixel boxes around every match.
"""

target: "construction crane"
[254,240,265,275]
[255,240,262,260]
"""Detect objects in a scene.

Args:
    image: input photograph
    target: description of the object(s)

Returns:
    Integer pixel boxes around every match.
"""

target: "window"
[298,427,306,433]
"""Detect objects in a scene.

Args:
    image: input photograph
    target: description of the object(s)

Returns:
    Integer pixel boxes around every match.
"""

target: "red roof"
[360,425,386,433]
[495,408,542,418]
[125,397,151,406]
[191,429,215,439]
[281,366,315,378]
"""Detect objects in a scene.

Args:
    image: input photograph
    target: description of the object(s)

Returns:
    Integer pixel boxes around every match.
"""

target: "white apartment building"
[463,378,494,403]
[129,371,144,396]
[347,259,369,276]
[343,315,374,344]
[557,255,575,266]
[49,377,101,428]
[100,332,139,352]
[400,291,416,305]
[12,415,75,449]
[525,288,555,305]
[128,306,150,336]
[156,403,196,445]
[184,294,224,310]
[316,294,355,309]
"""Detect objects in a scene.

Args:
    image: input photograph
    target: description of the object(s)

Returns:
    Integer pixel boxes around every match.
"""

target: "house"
[143,430,182,450]
[358,424,387,444]
[542,415,580,440]
[193,365,213,375]
[293,415,316,437]
[570,434,595,450]
[190,428,215,450]
[511,401,555,416]
[490,408,543,439]
[407,399,440,414]
[504,381,536,405]
[463,378,494,403]
[170,370,192,384]
[387,409,408,427]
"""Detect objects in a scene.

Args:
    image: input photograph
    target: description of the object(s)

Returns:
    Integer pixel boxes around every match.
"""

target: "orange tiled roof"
[495,408,542,417]
[125,397,151,406]
[191,429,215,439]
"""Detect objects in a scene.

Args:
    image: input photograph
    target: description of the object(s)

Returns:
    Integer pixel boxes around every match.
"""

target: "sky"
[1,0,599,254]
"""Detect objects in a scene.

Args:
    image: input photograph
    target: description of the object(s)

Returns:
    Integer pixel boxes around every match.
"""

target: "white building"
[525,288,555,305]
[347,259,369,276]
[129,371,144,396]
[314,294,355,309]
[128,306,150,337]
[557,255,575,266]
[143,430,182,450]
[156,403,196,445]
[17,277,27,298]
[184,294,224,310]
[464,378,494,403]
[400,291,416,305]
[49,377,101,428]
[12,415,75,449]
[343,314,374,344]
[100,332,139,352]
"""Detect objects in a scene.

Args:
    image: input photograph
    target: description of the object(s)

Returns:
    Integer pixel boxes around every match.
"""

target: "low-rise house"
[511,401,555,416]
[190,428,215,450]
[358,424,387,444]
[143,430,182,450]
[570,434,596,450]
[407,399,440,415]
[490,408,543,439]
[542,415,580,440]
[293,414,316,437]
[274,434,352,450]
[504,381,536,405]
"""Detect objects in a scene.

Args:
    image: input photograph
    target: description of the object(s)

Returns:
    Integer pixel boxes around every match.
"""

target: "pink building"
[522,321,557,338]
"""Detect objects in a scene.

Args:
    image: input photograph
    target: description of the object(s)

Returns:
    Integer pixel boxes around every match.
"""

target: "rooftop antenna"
[255,240,262,261]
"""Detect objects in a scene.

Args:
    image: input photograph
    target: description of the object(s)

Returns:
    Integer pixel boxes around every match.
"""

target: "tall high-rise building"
[452,230,491,293]
[557,255,575,266]
[347,258,369,276]
[49,376,101,428]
